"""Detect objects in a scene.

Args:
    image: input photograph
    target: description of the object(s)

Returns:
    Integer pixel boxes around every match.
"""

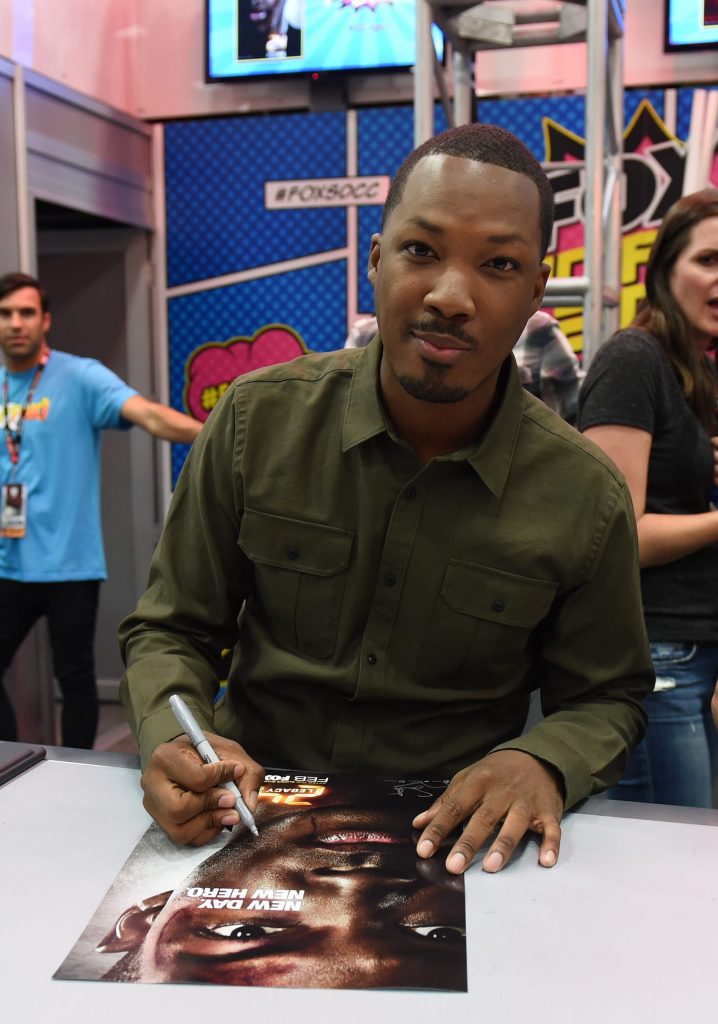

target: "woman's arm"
[583,424,718,567]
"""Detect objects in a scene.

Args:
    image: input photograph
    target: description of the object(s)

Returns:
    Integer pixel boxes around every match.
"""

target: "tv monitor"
[206,0,443,81]
[664,0,718,51]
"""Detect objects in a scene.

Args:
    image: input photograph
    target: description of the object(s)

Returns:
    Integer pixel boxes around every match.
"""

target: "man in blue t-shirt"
[0,272,202,748]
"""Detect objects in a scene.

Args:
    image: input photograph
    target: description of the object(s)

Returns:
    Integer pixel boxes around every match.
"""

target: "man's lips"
[413,332,471,365]
[413,330,470,351]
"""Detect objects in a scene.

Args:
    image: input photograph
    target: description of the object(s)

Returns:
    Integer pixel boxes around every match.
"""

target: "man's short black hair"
[381,123,554,259]
[0,272,50,313]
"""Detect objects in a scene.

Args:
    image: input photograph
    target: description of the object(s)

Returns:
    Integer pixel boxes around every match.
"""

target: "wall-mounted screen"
[206,0,443,81]
[664,0,718,51]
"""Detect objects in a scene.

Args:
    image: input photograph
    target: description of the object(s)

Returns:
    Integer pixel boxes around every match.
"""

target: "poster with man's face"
[54,771,467,991]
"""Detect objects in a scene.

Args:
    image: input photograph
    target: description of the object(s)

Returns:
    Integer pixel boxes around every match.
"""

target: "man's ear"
[96,891,172,954]
[530,262,551,314]
[367,233,382,287]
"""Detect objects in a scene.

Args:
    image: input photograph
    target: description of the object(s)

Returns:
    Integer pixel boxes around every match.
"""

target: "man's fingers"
[141,734,265,846]
[144,796,239,847]
[157,743,242,793]
[537,817,562,868]
[233,758,265,812]
[440,801,515,874]
[412,806,436,829]
[142,772,233,827]
[416,795,473,858]
[478,807,562,875]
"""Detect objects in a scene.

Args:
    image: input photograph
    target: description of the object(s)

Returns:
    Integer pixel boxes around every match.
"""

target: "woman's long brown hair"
[632,187,718,432]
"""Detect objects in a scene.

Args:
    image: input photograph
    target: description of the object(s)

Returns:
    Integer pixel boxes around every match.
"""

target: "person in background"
[513,310,582,425]
[120,123,653,874]
[344,314,379,350]
[346,310,582,424]
[0,272,202,749]
[579,188,718,808]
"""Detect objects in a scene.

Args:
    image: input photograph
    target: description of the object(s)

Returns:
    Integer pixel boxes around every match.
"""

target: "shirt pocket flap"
[443,561,557,627]
[240,509,354,577]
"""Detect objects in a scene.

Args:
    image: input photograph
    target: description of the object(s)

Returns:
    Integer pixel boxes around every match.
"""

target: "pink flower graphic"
[184,324,307,423]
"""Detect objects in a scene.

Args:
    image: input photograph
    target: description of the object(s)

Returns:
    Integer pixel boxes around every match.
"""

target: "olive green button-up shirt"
[120,338,653,809]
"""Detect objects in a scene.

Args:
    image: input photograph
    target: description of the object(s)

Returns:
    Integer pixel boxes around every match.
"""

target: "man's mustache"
[407,320,478,348]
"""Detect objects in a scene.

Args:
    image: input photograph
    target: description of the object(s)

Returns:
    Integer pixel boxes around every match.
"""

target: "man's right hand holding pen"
[141,733,265,847]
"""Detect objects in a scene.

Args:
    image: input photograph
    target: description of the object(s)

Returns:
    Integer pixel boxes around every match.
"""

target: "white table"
[1,749,716,1023]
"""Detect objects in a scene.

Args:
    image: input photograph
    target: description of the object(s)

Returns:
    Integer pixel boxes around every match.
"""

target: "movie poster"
[54,770,467,991]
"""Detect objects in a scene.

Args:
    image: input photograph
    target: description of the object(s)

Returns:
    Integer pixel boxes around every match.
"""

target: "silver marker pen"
[169,693,259,837]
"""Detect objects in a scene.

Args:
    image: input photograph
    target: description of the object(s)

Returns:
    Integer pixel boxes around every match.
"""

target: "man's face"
[0,286,50,371]
[124,805,466,989]
[369,155,548,416]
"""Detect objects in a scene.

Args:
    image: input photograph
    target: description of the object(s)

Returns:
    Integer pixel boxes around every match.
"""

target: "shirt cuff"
[490,732,596,810]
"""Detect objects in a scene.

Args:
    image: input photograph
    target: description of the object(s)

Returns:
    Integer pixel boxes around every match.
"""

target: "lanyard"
[3,347,51,467]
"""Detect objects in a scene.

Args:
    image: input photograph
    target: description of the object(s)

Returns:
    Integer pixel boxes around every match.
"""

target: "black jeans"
[0,578,101,748]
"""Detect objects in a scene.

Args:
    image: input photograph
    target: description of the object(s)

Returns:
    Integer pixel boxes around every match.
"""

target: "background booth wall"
[163,85,718,481]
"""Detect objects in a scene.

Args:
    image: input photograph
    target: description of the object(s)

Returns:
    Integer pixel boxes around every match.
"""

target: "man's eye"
[205,923,287,940]
[486,257,517,271]
[405,242,434,258]
[404,925,466,941]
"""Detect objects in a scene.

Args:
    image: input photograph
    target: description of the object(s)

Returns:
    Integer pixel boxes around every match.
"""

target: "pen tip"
[250,825,259,837]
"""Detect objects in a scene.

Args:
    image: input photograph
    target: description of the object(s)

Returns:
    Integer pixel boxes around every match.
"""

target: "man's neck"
[5,344,48,374]
[380,367,505,464]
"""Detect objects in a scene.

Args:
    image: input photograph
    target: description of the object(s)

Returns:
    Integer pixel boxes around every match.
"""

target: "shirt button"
[405,487,416,499]
[287,547,299,560]
[384,573,397,586]
[492,600,505,613]
[367,653,378,665]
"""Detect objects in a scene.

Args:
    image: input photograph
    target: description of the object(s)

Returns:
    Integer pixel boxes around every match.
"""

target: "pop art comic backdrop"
[164,86,717,482]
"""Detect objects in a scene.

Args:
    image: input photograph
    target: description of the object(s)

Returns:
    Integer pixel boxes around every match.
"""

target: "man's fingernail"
[218,794,235,808]
[446,851,466,874]
[220,812,239,826]
[483,851,503,872]
[417,839,434,858]
[542,850,557,867]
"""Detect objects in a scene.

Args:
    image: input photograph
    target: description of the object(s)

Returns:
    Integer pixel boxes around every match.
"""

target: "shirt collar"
[342,335,525,499]
[462,357,525,498]
[342,334,389,450]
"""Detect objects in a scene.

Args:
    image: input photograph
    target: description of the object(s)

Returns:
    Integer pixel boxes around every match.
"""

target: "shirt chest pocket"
[239,509,354,660]
[417,561,558,692]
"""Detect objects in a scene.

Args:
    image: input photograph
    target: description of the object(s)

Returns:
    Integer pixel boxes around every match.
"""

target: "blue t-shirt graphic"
[0,350,137,582]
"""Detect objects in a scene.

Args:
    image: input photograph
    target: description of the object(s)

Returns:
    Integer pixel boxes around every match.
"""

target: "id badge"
[1,483,27,538]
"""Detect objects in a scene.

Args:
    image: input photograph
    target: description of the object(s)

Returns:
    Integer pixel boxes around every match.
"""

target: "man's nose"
[424,265,476,319]
[9,312,23,329]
